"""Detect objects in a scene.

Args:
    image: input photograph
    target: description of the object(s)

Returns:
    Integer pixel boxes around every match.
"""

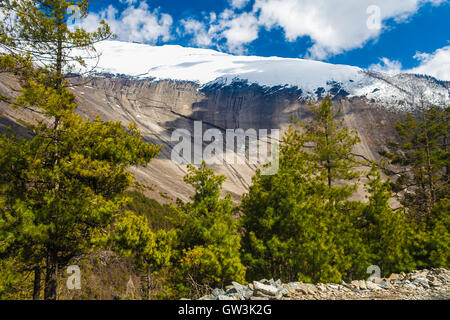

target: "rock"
[285,282,301,292]
[413,277,429,288]
[351,280,360,290]
[253,281,278,296]
[430,281,441,288]
[250,296,270,301]
[389,273,400,280]
[279,288,290,297]
[218,295,235,300]
[275,291,283,300]
[212,288,226,297]
[404,281,417,290]
[200,269,450,301]
[358,280,367,290]
[297,284,317,295]
[227,282,253,300]
[379,279,391,290]
[371,277,384,285]
[366,281,381,291]
[328,284,339,290]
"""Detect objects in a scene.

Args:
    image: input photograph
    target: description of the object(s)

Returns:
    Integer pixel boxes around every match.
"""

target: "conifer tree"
[0,0,161,299]
[360,168,415,275]
[241,97,368,283]
[171,162,245,298]
[381,104,449,268]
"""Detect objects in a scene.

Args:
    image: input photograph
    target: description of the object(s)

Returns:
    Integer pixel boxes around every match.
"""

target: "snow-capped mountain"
[2,40,449,201]
[82,40,449,110]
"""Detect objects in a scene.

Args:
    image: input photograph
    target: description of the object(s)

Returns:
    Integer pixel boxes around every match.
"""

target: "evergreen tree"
[381,105,449,268]
[360,168,416,276]
[0,0,161,299]
[171,162,245,298]
[106,211,175,300]
[241,97,368,283]
[382,105,449,219]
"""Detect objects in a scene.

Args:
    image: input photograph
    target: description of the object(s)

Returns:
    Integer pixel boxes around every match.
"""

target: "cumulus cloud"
[180,18,213,47]
[254,0,446,59]
[82,1,173,44]
[179,0,446,59]
[229,0,252,9]
[369,58,403,75]
[409,46,450,81]
[180,10,259,54]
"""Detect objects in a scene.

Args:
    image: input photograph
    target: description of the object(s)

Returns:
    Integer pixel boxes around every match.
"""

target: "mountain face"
[1,40,449,202]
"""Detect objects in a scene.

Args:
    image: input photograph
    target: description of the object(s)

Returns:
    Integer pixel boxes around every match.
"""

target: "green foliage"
[382,106,449,219]
[359,168,416,276]
[170,162,246,298]
[125,190,178,231]
[242,97,368,284]
[381,105,449,269]
[0,0,161,300]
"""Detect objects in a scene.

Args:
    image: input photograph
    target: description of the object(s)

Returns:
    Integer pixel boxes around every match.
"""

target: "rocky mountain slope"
[1,40,449,202]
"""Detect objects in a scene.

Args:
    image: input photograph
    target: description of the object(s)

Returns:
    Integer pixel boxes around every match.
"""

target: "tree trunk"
[33,267,41,300]
[44,251,58,300]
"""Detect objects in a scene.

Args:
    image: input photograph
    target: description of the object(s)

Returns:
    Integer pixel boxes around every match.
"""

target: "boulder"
[253,281,279,296]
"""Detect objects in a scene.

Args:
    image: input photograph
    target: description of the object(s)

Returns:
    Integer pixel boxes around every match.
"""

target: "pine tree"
[241,97,368,283]
[360,168,416,276]
[106,211,175,300]
[171,162,245,298]
[382,105,449,220]
[380,104,449,268]
[0,0,161,299]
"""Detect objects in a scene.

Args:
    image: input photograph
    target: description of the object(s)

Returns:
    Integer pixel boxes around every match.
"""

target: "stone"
[297,284,317,295]
[371,277,384,285]
[218,295,235,300]
[430,281,441,288]
[358,280,367,290]
[351,280,360,290]
[379,279,391,290]
[279,288,290,297]
[404,282,417,290]
[328,284,339,290]
[285,282,301,292]
[199,295,215,300]
[250,296,270,301]
[413,277,429,288]
[253,281,278,296]
[366,281,381,291]
[212,288,226,297]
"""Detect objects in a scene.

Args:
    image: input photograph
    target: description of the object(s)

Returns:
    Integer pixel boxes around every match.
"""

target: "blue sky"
[82,0,450,80]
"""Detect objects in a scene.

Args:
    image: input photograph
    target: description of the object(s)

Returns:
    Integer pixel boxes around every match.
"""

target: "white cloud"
[180,10,259,54]
[82,1,173,44]
[229,0,252,9]
[81,0,448,63]
[369,58,403,75]
[409,46,450,81]
[179,0,446,59]
[180,19,213,47]
[221,11,259,53]
[253,0,447,59]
